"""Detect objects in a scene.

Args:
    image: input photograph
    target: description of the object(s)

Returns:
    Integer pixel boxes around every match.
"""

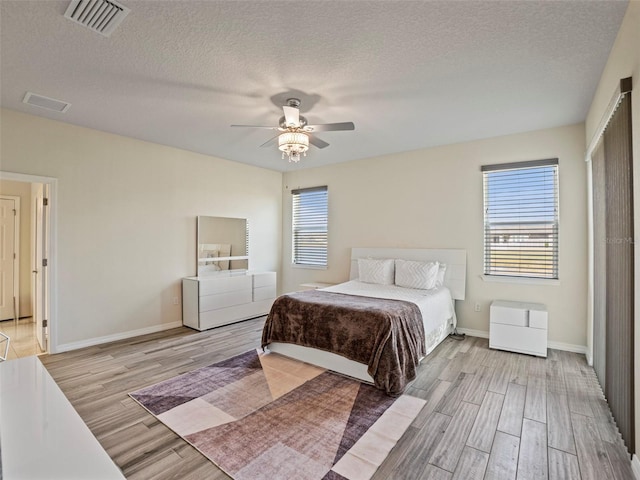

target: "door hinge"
[42,258,48,267]
[13,253,16,259]
[43,198,49,206]
[43,319,48,328]
[13,209,16,216]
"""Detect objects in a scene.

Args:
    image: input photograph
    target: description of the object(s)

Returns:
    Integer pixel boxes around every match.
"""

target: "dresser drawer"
[200,290,253,312]
[199,302,270,329]
[490,323,547,357]
[490,300,548,329]
[199,275,252,296]
[253,272,276,288]
[529,309,548,329]
[254,285,277,302]
[490,304,529,327]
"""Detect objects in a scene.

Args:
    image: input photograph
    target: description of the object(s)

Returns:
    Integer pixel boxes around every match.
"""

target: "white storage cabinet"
[489,300,548,357]
[183,271,276,331]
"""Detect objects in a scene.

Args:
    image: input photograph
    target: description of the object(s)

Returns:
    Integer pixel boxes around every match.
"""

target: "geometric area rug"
[130,349,425,480]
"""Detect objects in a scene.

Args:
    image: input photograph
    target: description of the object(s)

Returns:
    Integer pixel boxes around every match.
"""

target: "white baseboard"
[547,341,587,355]
[53,321,183,353]
[456,328,489,339]
[632,454,640,480]
[456,328,587,355]
[585,351,593,366]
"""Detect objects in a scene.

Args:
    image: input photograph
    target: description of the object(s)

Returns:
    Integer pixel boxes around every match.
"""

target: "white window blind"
[482,159,559,279]
[292,186,328,267]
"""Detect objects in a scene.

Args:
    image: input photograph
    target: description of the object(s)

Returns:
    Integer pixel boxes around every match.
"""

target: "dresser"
[182,271,277,331]
[489,300,548,357]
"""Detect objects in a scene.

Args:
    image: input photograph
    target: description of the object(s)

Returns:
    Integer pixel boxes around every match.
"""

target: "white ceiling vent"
[64,0,130,37]
[23,92,71,113]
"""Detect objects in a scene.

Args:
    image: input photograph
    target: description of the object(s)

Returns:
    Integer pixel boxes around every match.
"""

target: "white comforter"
[321,280,457,350]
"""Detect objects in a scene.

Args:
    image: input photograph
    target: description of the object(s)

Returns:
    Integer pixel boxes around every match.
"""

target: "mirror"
[197,216,249,275]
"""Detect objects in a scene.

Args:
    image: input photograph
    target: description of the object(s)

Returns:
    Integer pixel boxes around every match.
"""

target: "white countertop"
[184,269,275,280]
[0,356,124,479]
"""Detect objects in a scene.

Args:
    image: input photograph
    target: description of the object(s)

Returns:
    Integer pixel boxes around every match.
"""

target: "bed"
[262,248,467,395]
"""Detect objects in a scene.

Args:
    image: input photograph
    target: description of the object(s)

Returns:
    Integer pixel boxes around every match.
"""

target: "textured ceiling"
[0,0,629,172]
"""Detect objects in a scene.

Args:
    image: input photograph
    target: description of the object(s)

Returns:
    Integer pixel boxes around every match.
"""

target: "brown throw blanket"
[261,290,426,396]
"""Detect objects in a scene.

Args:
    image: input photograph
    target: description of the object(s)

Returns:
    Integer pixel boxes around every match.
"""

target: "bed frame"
[267,247,467,382]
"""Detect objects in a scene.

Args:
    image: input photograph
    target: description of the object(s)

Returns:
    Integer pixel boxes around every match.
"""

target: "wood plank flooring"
[40,318,634,480]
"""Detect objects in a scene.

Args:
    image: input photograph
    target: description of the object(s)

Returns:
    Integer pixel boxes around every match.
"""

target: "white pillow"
[395,259,440,290]
[358,258,395,285]
[435,263,447,287]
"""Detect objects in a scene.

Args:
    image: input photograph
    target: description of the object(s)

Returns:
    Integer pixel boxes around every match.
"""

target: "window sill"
[481,275,560,286]
[292,264,328,270]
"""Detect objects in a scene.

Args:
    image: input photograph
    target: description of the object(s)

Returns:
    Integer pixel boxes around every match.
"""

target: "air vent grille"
[23,92,71,113]
[64,0,130,37]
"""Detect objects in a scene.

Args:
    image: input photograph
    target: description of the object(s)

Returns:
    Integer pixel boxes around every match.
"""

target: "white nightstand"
[489,300,548,357]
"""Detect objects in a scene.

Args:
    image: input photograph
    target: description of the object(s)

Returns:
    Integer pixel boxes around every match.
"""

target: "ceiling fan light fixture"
[231,97,354,162]
[278,131,309,163]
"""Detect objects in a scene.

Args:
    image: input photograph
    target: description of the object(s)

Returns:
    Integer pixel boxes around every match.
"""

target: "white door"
[34,190,48,351]
[0,198,16,321]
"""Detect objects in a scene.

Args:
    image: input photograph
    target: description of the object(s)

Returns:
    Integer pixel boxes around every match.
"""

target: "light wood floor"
[40,318,634,480]
[0,318,44,359]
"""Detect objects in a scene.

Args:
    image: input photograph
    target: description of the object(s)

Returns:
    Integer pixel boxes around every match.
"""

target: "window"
[292,186,328,267]
[482,159,559,279]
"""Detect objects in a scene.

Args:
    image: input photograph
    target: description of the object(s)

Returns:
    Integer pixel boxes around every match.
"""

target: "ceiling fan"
[231,98,355,163]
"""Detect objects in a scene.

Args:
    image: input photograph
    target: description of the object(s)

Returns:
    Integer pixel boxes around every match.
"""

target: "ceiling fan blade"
[304,122,355,132]
[259,135,280,148]
[308,135,330,149]
[282,106,300,127]
[231,124,279,129]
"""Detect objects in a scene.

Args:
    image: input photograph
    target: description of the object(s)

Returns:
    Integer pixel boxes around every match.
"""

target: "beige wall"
[584,0,640,458]
[282,123,588,348]
[0,179,32,317]
[0,108,282,349]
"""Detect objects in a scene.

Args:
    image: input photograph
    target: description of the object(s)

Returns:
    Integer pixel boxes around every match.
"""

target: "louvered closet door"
[592,94,634,454]
[604,95,634,454]
[592,140,606,388]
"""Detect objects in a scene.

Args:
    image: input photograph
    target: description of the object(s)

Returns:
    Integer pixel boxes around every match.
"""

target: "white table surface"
[0,356,124,479]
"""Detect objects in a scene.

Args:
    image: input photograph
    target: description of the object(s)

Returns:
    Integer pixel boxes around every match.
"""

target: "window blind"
[482,159,559,279]
[292,186,328,267]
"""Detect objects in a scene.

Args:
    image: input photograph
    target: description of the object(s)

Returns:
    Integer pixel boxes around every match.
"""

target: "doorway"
[0,195,19,322]
[0,172,56,357]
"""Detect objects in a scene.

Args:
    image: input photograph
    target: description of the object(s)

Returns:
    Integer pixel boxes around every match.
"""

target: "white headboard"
[349,248,467,301]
